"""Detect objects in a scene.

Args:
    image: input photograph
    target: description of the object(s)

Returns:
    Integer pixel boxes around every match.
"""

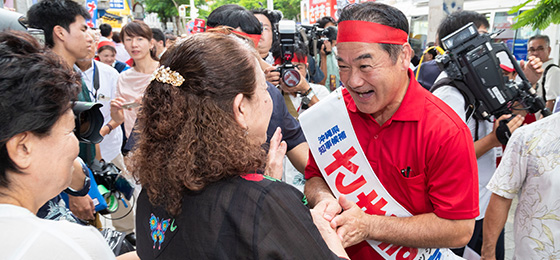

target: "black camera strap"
[431,78,480,140]
[93,62,100,100]
[541,64,560,101]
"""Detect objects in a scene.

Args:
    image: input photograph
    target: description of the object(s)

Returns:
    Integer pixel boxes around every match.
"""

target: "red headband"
[206,26,261,48]
[97,40,115,50]
[231,30,261,48]
[337,20,408,45]
[274,53,307,65]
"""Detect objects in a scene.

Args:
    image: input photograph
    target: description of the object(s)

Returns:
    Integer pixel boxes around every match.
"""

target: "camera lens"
[282,69,301,87]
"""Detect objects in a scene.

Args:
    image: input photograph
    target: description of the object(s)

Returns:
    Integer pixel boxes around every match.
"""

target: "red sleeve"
[304,149,323,180]
[426,127,479,220]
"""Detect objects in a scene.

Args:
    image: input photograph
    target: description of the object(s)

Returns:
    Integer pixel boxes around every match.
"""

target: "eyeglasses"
[528,46,546,53]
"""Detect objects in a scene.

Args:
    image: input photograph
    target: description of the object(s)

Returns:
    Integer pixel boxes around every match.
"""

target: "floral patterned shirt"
[487,113,560,259]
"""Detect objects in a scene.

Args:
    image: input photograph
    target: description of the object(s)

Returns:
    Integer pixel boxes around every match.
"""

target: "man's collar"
[390,69,424,122]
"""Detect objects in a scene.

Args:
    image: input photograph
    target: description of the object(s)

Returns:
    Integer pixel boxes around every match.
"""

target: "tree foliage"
[510,0,560,30]
[143,0,301,21]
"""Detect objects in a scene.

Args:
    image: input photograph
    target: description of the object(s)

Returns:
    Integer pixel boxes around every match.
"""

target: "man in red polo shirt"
[303,2,479,259]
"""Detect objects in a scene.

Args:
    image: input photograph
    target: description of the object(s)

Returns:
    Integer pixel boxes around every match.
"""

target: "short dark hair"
[0,31,79,188]
[529,34,550,46]
[165,33,177,41]
[437,10,489,45]
[27,0,91,48]
[338,2,408,63]
[317,16,336,28]
[251,8,283,26]
[151,28,166,47]
[294,40,309,63]
[112,32,121,43]
[207,4,262,35]
[99,23,112,37]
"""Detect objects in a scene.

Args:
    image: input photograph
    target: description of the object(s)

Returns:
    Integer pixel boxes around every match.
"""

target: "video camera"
[299,23,337,57]
[436,22,551,121]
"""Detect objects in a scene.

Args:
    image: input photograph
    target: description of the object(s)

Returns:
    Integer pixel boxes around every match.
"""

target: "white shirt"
[77,60,123,162]
[487,112,560,260]
[537,59,560,101]
[432,74,496,220]
[0,204,116,260]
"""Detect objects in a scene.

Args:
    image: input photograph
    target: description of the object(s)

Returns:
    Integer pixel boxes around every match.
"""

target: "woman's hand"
[110,97,126,125]
[310,208,349,259]
[265,127,287,180]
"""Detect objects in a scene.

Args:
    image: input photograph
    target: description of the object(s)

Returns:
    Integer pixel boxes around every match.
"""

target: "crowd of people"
[1,0,559,259]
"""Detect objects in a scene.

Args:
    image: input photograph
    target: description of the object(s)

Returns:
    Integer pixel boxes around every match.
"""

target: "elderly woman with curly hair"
[132,33,349,259]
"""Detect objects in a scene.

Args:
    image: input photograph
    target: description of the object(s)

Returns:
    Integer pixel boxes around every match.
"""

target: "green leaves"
[510,0,560,30]
[143,0,302,22]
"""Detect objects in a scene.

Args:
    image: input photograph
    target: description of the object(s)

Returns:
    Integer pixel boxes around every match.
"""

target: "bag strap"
[541,64,560,100]
[283,92,300,119]
[431,78,480,140]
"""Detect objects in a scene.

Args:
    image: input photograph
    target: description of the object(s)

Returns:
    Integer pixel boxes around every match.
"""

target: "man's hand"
[264,127,287,180]
[320,41,333,56]
[67,194,95,221]
[521,56,543,85]
[330,195,371,248]
[264,66,281,86]
[491,114,524,146]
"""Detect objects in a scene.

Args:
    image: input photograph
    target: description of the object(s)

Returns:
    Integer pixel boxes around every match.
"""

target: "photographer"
[27,0,99,222]
[315,16,340,91]
[276,41,330,117]
[432,10,543,259]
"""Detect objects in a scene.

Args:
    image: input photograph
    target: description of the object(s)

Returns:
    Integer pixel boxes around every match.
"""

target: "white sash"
[299,88,461,260]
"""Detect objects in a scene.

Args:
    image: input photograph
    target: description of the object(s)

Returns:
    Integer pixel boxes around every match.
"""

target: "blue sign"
[512,39,528,61]
[110,0,125,10]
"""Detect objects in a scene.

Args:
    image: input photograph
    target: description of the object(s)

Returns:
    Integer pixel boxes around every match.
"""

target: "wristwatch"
[301,88,316,106]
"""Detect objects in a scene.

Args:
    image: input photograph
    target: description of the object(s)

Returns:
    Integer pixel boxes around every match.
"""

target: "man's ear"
[52,25,66,43]
[232,93,248,130]
[5,132,33,170]
[399,42,413,71]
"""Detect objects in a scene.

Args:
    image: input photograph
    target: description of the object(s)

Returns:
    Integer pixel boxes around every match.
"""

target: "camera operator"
[432,10,543,259]
[315,16,341,91]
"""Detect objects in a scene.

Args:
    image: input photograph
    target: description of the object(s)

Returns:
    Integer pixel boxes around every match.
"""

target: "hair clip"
[151,66,185,87]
